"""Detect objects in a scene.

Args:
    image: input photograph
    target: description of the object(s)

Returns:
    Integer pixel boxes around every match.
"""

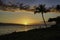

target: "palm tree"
[34,4,47,27]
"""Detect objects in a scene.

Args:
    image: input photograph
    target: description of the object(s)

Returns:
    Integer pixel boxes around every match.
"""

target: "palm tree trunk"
[41,12,47,27]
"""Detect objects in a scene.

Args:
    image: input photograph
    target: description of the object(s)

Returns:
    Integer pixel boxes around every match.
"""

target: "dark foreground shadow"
[0,16,60,40]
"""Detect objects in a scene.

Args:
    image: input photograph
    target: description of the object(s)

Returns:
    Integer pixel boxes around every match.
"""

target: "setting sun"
[15,18,41,25]
[23,22,28,25]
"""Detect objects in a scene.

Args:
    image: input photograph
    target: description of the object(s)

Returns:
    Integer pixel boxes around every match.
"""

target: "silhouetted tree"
[9,1,17,9]
[23,5,30,10]
[34,4,47,27]
[48,16,60,29]
[56,5,60,11]
[0,0,3,6]
[48,16,60,25]
[19,3,24,10]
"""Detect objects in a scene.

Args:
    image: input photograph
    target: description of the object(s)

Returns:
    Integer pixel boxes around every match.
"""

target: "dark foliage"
[48,16,60,29]
[48,16,60,25]
[0,0,3,6]
[19,3,30,10]
[56,5,60,11]
[34,4,48,27]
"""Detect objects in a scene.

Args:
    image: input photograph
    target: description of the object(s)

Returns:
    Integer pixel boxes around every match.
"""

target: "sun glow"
[23,22,28,25]
[15,18,40,25]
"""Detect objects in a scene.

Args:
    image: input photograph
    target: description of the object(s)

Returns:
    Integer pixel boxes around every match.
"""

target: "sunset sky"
[0,10,60,25]
[0,0,60,25]
[2,0,60,7]
[0,0,60,35]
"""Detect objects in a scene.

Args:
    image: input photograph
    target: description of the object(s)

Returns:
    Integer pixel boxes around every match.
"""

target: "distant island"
[0,22,49,26]
[0,23,24,26]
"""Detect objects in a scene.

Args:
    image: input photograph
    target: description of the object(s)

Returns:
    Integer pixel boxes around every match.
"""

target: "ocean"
[0,24,51,35]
